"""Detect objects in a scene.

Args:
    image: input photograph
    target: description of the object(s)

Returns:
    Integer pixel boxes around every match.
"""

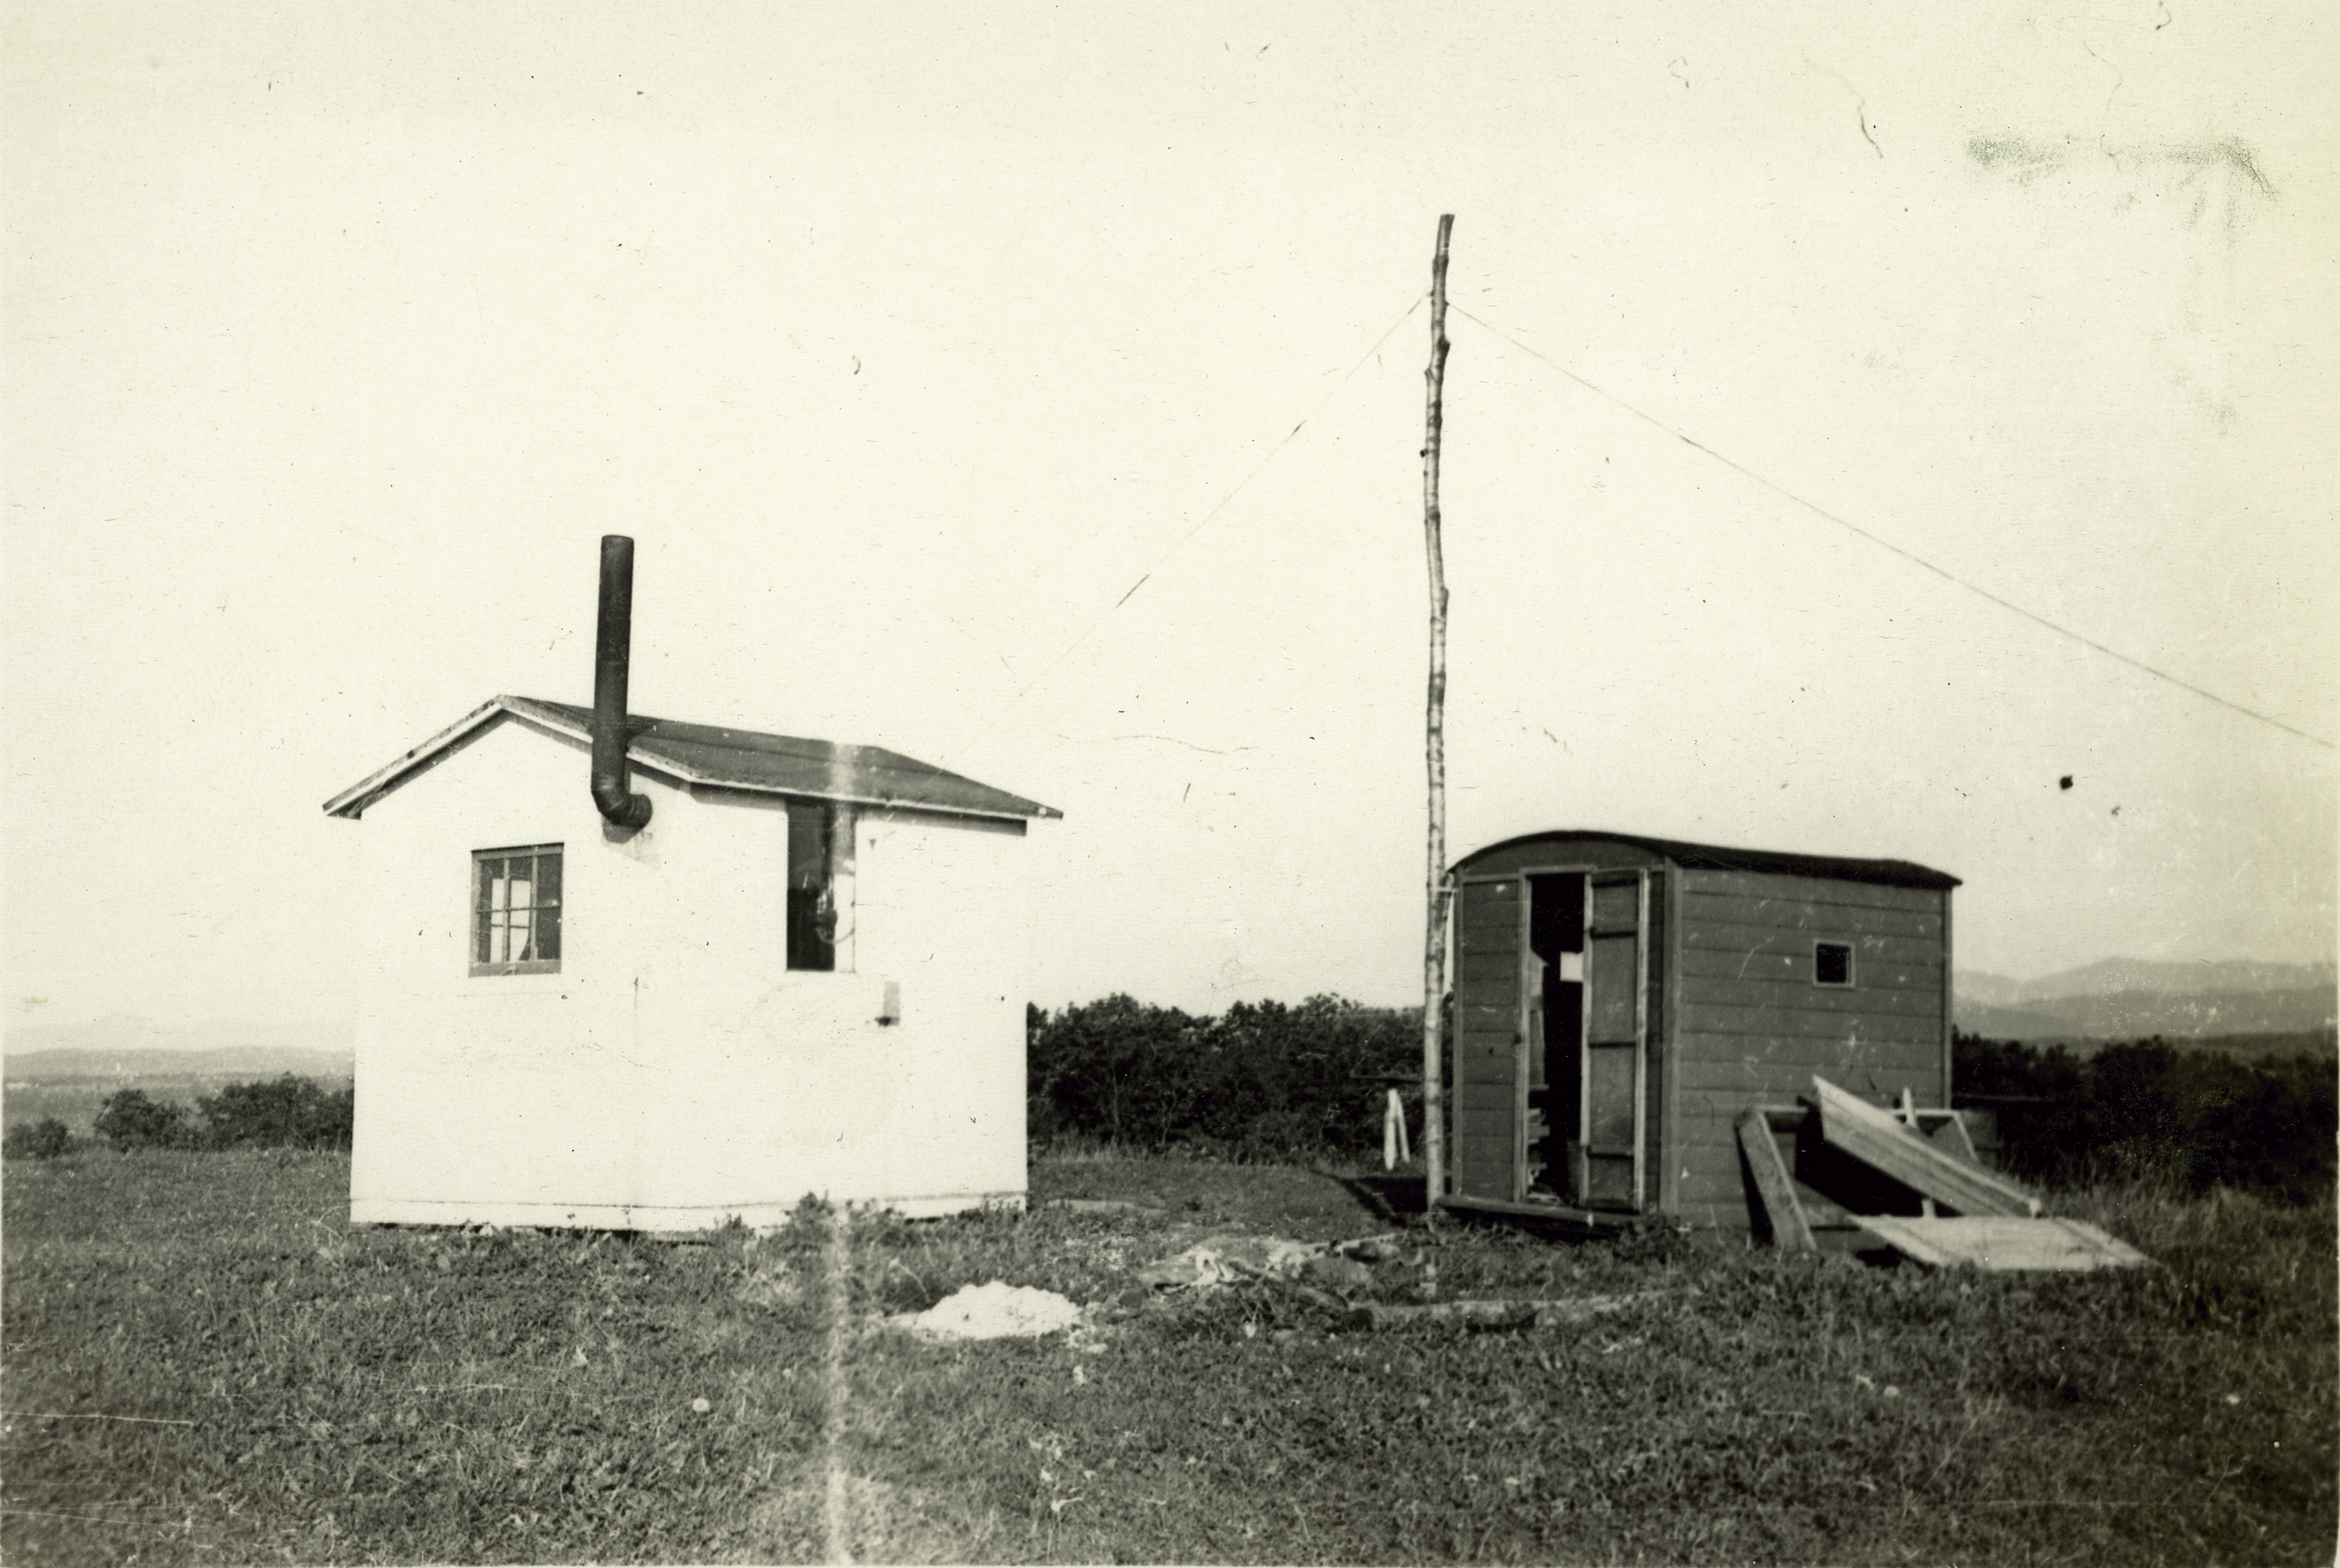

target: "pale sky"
[6,1,2334,1033]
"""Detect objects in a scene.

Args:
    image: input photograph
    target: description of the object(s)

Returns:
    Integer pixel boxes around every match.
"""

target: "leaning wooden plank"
[1735,1109,1816,1252]
[1812,1076,2041,1217]
[1857,1216,2151,1272]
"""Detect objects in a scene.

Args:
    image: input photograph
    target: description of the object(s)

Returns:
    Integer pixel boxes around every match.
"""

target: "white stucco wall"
[345,711,1033,1229]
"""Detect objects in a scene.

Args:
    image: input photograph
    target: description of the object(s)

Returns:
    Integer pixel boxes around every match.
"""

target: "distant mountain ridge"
[1955,959,2337,1042]
[4,1015,355,1088]
[6,1047,355,1085]
[4,1013,353,1059]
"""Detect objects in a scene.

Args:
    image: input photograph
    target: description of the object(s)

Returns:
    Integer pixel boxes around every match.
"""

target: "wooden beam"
[1735,1109,1815,1252]
[1812,1076,2040,1217]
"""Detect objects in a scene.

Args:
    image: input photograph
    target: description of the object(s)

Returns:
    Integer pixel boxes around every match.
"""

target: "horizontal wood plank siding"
[1458,905,1519,959]
[1672,1118,1763,1213]
[1664,867,1950,1235]
[1677,944,1943,984]
[1677,1047,1943,1096]
[1680,904,1941,942]
[1678,1003,1942,1047]
[1686,870,1944,914]
[1679,973,1944,1019]
[1677,1084,1935,1128]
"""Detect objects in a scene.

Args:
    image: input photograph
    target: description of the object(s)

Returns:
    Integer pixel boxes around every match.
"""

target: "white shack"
[323,537,1058,1230]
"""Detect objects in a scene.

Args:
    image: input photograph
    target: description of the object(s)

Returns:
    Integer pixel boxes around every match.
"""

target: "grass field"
[3,1149,2332,1565]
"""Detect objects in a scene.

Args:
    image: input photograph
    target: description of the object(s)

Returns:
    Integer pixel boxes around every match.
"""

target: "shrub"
[3,1117,73,1161]
[195,1074,354,1150]
[2190,1055,2337,1202]
[1028,993,1417,1162]
[92,1089,192,1151]
[1955,1031,2336,1201]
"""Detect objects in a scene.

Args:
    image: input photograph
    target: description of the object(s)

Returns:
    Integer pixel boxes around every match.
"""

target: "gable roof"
[1453,828,1958,890]
[323,696,1060,823]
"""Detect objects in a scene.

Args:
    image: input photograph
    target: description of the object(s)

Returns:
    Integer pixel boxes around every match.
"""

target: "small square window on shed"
[1814,941,1854,988]
[473,845,562,975]
[786,802,854,973]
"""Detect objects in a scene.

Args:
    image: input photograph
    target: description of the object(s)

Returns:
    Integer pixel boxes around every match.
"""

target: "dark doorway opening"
[1527,873,1585,1201]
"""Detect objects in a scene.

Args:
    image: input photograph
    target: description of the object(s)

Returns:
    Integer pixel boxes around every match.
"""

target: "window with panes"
[472,845,562,975]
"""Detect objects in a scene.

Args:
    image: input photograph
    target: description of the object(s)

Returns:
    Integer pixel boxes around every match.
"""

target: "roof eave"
[321,698,511,819]
[1450,828,1959,890]
[501,698,1054,820]
[328,695,1062,824]
[692,779,1062,823]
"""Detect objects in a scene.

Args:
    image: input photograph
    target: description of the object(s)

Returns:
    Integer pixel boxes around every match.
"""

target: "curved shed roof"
[1453,829,1958,890]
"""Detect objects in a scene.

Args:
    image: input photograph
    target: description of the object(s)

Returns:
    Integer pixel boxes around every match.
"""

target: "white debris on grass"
[889,1281,1084,1340]
[1135,1233,1325,1289]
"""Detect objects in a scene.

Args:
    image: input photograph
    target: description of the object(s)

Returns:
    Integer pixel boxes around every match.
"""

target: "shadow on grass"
[1315,1169,1630,1246]
[1317,1168,1429,1226]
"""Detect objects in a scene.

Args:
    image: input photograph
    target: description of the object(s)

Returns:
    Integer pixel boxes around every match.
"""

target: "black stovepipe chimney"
[591,535,653,831]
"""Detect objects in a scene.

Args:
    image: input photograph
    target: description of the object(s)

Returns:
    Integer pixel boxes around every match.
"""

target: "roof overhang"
[323,696,1061,824]
[1450,828,1959,890]
[322,699,509,819]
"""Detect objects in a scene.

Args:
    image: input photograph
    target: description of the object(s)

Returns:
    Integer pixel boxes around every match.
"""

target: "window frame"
[471,843,564,978]
[1812,939,1855,989]
[785,801,855,974]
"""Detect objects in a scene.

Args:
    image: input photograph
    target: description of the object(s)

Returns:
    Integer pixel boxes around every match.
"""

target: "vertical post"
[1421,214,1455,1210]
[1940,890,1955,1113]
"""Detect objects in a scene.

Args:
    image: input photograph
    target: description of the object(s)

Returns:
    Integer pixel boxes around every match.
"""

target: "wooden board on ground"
[1857,1216,2152,1272]
[1811,1075,2041,1217]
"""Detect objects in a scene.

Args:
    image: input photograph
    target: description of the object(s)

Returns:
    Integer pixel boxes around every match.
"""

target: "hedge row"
[2,1117,74,1161]
[1027,994,1419,1163]
[1954,1033,2336,1201]
[68,1074,355,1155]
[13,1025,2326,1203]
[1027,1000,2335,1197]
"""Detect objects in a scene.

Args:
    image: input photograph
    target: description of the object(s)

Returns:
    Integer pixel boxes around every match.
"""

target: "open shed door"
[1581,870,1649,1209]
[1451,874,1524,1201]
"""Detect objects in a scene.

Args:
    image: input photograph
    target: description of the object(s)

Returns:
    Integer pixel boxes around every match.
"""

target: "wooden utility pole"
[1420,213,1455,1210]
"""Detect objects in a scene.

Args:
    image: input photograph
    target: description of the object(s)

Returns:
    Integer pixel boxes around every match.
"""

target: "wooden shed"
[1445,830,1959,1234]
[322,538,1057,1230]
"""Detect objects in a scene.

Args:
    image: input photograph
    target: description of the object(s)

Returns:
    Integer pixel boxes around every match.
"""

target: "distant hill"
[1955,959,2337,1043]
[0,1048,353,1137]
[4,1013,353,1060]
[2,1016,356,1133]
[2,1042,355,1135]
[5,1046,355,1086]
